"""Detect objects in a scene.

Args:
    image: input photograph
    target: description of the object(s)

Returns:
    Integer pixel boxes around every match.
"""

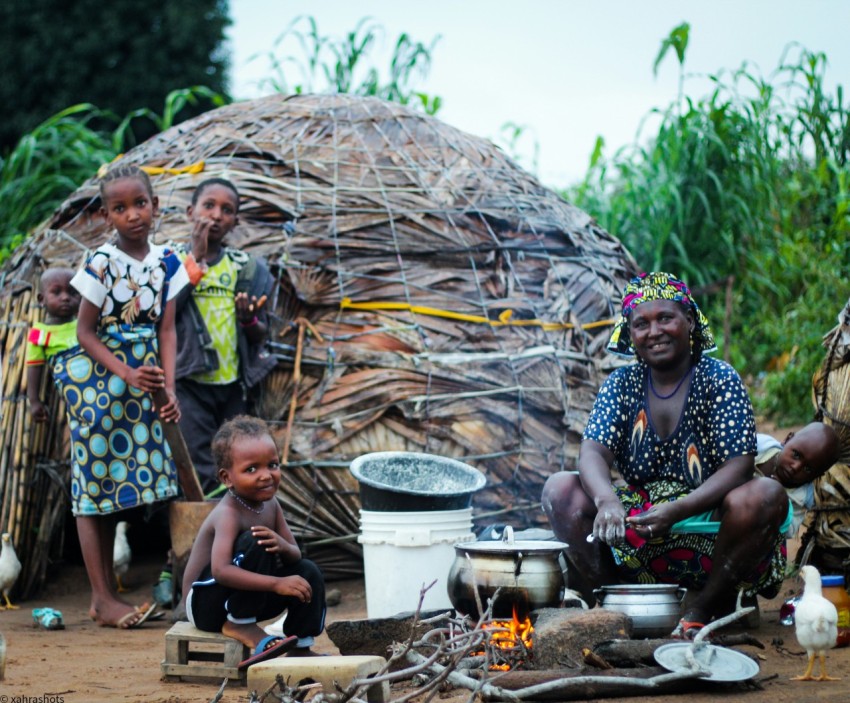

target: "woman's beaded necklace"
[228,488,265,514]
[648,366,693,400]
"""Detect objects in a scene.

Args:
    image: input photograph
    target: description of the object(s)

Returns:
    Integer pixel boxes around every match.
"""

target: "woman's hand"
[592,497,627,544]
[125,364,166,393]
[626,502,678,540]
[273,574,312,603]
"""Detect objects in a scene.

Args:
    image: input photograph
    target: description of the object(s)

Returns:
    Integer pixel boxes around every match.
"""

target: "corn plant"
[569,26,850,424]
[0,104,115,253]
[250,15,442,115]
[112,86,229,150]
[0,87,230,256]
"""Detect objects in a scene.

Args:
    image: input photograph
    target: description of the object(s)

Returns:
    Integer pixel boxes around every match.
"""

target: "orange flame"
[479,605,534,670]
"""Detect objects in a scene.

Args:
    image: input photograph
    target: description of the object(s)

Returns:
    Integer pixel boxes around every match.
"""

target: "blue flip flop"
[32,607,65,630]
[237,634,298,670]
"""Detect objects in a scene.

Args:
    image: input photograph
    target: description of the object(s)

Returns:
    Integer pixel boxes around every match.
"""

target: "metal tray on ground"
[653,642,760,682]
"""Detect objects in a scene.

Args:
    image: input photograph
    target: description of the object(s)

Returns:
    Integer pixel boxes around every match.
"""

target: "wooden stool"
[161,621,249,682]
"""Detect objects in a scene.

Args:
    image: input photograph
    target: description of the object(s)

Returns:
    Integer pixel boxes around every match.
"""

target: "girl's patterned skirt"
[53,325,179,516]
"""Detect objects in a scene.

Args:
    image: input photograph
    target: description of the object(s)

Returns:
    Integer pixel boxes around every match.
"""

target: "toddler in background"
[25,267,81,422]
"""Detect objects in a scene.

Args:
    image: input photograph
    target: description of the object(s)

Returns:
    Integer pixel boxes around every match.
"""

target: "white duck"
[113,521,131,593]
[792,564,839,681]
[0,532,22,609]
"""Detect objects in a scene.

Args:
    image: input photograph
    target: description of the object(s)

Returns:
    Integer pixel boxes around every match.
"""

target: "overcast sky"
[227,1,850,188]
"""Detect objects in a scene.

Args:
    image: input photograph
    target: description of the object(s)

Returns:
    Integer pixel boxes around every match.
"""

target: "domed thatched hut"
[0,94,637,593]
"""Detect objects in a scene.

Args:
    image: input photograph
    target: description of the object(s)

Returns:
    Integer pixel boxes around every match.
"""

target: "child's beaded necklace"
[228,488,264,514]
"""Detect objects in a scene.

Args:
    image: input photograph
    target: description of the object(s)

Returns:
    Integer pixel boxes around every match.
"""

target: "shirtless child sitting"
[182,415,326,668]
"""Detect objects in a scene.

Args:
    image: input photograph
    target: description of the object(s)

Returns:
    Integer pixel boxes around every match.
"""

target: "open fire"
[478,604,534,670]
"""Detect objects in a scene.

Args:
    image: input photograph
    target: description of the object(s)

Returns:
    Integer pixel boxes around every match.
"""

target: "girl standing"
[66,163,189,628]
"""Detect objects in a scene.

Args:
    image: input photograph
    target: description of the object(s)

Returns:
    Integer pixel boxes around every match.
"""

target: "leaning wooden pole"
[152,388,204,502]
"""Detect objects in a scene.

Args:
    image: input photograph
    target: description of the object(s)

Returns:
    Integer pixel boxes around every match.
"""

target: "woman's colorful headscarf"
[606,271,717,358]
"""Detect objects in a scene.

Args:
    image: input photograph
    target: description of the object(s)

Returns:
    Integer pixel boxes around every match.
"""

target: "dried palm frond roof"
[1,93,637,587]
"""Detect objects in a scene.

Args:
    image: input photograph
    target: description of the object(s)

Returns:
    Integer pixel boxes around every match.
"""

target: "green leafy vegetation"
[568,24,850,424]
[249,15,443,114]
[1,15,442,255]
[0,104,114,258]
[0,88,230,251]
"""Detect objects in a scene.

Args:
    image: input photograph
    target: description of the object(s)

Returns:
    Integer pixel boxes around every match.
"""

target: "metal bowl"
[594,583,686,638]
[350,451,486,511]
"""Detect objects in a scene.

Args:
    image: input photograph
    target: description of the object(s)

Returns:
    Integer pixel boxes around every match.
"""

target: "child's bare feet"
[221,620,269,649]
[222,622,298,669]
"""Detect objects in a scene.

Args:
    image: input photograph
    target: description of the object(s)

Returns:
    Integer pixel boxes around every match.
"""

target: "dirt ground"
[2,424,848,703]
[1,547,849,703]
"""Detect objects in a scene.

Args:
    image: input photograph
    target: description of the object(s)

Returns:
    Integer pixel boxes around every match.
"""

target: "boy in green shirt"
[173,178,276,494]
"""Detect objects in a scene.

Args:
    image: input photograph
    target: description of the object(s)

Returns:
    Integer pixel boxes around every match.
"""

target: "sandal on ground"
[133,600,165,621]
[238,634,298,670]
[113,602,158,629]
[670,618,707,640]
[32,607,65,630]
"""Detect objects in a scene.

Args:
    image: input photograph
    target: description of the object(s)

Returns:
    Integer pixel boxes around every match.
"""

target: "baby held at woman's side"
[755,421,840,536]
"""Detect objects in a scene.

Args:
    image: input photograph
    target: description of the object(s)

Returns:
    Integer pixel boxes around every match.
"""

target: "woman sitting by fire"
[541,272,789,639]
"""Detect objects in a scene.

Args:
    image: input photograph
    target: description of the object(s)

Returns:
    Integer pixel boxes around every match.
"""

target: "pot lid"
[598,583,683,594]
[654,642,759,682]
[455,539,568,554]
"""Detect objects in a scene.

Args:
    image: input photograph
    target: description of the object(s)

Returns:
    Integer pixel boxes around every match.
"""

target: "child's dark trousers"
[188,530,325,638]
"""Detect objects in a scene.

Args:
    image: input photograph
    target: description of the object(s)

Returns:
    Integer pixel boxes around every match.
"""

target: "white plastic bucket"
[359,508,475,618]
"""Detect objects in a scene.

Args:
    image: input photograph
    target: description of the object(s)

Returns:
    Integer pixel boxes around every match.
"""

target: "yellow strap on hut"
[141,161,206,176]
[340,297,614,331]
[97,158,206,178]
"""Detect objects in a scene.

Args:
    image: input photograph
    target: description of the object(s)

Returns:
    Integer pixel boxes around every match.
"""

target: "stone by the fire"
[530,608,632,670]
[326,610,447,668]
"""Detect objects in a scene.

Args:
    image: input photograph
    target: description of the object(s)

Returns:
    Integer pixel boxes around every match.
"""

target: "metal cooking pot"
[594,583,686,638]
[447,526,568,619]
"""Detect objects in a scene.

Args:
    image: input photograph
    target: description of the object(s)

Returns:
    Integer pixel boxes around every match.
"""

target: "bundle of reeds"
[0,94,637,589]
